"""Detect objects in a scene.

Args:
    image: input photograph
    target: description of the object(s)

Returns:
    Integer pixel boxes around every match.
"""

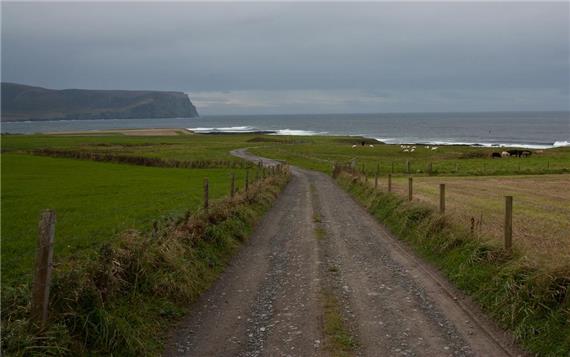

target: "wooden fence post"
[230,173,236,198]
[374,163,379,189]
[408,177,413,201]
[505,196,513,252]
[31,209,56,329]
[245,169,249,192]
[427,162,433,176]
[388,174,392,192]
[439,184,445,214]
[203,178,209,211]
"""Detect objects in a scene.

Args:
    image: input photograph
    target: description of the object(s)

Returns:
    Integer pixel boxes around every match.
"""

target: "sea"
[2,111,569,149]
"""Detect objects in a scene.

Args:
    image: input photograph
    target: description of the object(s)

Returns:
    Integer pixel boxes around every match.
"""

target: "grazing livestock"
[403,149,409,152]
[431,146,439,151]
[352,144,357,148]
[411,148,415,152]
[501,151,510,158]
[425,145,430,149]
[491,152,501,158]
[369,144,374,148]
[506,149,531,158]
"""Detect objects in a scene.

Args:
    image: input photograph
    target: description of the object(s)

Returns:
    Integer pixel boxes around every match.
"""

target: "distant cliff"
[1,83,199,122]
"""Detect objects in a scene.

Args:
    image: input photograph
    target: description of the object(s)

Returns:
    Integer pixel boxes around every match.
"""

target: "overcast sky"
[2,2,569,114]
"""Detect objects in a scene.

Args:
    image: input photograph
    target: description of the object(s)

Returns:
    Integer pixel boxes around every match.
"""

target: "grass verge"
[1,173,290,356]
[336,173,569,356]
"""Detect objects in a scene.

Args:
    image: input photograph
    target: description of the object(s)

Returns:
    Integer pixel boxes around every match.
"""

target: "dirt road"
[165,149,524,357]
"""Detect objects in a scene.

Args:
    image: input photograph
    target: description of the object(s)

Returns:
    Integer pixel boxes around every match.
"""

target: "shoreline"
[2,126,567,150]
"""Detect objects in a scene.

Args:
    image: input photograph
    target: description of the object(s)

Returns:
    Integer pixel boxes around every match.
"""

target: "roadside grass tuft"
[336,173,570,356]
[2,174,290,356]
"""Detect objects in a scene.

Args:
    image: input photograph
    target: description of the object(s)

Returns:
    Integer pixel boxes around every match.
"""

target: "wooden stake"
[439,184,445,214]
[245,169,249,192]
[374,163,379,189]
[505,196,513,252]
[408,177,413,201]
[31,209,56,329]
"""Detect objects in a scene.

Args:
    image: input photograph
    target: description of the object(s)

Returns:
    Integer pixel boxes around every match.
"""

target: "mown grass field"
[382,174,570,268]
[1,153,247,287]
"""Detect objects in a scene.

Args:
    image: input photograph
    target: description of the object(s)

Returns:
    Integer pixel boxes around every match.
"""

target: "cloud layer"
[2,2,568,114]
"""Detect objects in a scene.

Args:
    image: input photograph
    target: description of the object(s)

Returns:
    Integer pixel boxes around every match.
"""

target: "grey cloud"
[1,2,568,113]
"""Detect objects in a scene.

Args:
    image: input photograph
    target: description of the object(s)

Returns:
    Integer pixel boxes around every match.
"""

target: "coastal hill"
[1,82,199,122]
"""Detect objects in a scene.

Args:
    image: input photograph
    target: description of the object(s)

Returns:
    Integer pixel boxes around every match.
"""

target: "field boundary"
[2,167,291,355]
[334,171,570,356]
[30,148,253,169]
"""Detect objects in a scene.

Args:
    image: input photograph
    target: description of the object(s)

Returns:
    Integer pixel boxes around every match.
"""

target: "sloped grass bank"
[336,174,569,356]
[2,174,289,356]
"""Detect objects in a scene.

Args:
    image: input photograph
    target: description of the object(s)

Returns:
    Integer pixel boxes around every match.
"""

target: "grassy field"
[2,133,259,162]
[1,133,290,355]
[1,153,247,287]
[380,174,570,268]
[1,132,568,355]
[251,136,570,175]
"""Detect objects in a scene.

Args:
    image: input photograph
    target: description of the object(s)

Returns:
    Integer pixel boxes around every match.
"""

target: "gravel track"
[164,149,524,357]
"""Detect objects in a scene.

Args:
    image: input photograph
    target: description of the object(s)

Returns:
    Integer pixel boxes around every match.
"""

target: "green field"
[2,133,256,162]
[3,133,569,287]
[1,153,246,287]
[1,132,569,356]
[250,136,570,175]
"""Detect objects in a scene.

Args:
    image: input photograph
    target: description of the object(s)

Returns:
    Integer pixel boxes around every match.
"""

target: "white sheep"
[411,148,415,152]
[369,144,374,148]
[431,146,438,150]
[403,149,409,152]
[425,145,430,149]
[352,144,357,148]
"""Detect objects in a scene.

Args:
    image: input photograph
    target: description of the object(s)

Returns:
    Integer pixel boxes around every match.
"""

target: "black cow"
[507,149,532,158]
[491,152,501,159]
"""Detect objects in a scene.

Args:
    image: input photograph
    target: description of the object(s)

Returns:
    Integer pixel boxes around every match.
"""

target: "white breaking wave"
[553,141,570,148]
[271,129,327,136]
[187,126,260,133]
[373,138,570,149]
